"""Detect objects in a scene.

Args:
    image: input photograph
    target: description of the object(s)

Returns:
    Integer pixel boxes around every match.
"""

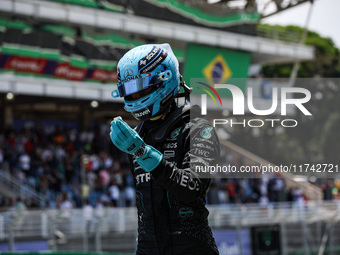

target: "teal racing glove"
[110,117,163,172]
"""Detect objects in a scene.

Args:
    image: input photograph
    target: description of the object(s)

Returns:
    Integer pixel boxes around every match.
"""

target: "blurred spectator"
[292,187,305,208]
[207,181,220,205]
[19,151,30,173]
[28,197,40,208]
[58,192,74,235]
[269,176,286,202]
[101,152,113,169]
[10,197,27,232]
[124,185,135,207]
[15,197,27,216]
[99,168,110,190]
[259,194,269,208]
[83,199,94,230]
[59,192,74,217]
[218,186,228,204]
[108,180,120,207]
[95,197,105,219]
[226,179,237,203]
[322,179,334,200]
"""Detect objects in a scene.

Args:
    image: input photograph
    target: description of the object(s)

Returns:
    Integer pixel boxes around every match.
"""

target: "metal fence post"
[236,207,246,255]
[95,219,102,252]
[8,217,14,252]
[41,212,48,238]
[236,225,243,255]
[280,222,287,255]
[118,208,126,233]
[329,224,334,255]
[50,216,57,251]
[83,221,89,252]
[302,209,310,255]
[0,215,4,241]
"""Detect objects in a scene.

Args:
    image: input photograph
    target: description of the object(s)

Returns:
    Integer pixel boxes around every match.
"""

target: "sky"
[262,0,340,48]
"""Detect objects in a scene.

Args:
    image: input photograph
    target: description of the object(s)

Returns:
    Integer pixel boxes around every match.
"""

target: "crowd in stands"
[0,122,132,209]
[0,123,338,210]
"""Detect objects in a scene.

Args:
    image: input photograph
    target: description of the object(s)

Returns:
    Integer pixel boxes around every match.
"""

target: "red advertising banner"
[4,56,47,74]
[54,63,87,81]
[0,53,117,83]
[90,69,118,83]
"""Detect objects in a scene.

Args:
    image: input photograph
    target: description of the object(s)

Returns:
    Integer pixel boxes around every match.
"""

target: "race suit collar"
[136,104,201,142]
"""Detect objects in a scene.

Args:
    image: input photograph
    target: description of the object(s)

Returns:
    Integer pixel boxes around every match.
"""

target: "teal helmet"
[111,43,180,121]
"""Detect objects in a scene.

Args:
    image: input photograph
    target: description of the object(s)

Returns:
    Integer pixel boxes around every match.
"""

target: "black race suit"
[129,104,220,255]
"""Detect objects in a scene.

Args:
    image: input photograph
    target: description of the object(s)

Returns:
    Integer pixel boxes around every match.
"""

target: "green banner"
[49,0,260,27]
[184,44,251,97]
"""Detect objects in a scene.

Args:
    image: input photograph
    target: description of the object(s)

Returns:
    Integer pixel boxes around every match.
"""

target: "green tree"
[259,24,340,78]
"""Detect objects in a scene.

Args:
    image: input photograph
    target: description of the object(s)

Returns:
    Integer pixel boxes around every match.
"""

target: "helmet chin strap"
[175,75,192,104]
[148,101,176,122]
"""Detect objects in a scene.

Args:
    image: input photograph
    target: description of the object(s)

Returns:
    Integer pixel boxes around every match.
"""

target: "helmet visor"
[118,71,172,97]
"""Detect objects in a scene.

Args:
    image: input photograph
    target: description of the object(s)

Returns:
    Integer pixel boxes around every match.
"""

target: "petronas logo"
[203,54,232,85]
[170,127,181,139]
[200,125,213,139]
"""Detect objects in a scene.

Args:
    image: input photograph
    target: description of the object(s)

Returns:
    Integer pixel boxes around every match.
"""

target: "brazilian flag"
[184,44,251,97]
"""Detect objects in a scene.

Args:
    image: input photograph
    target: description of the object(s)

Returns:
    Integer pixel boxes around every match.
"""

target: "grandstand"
[0,0,338,254]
